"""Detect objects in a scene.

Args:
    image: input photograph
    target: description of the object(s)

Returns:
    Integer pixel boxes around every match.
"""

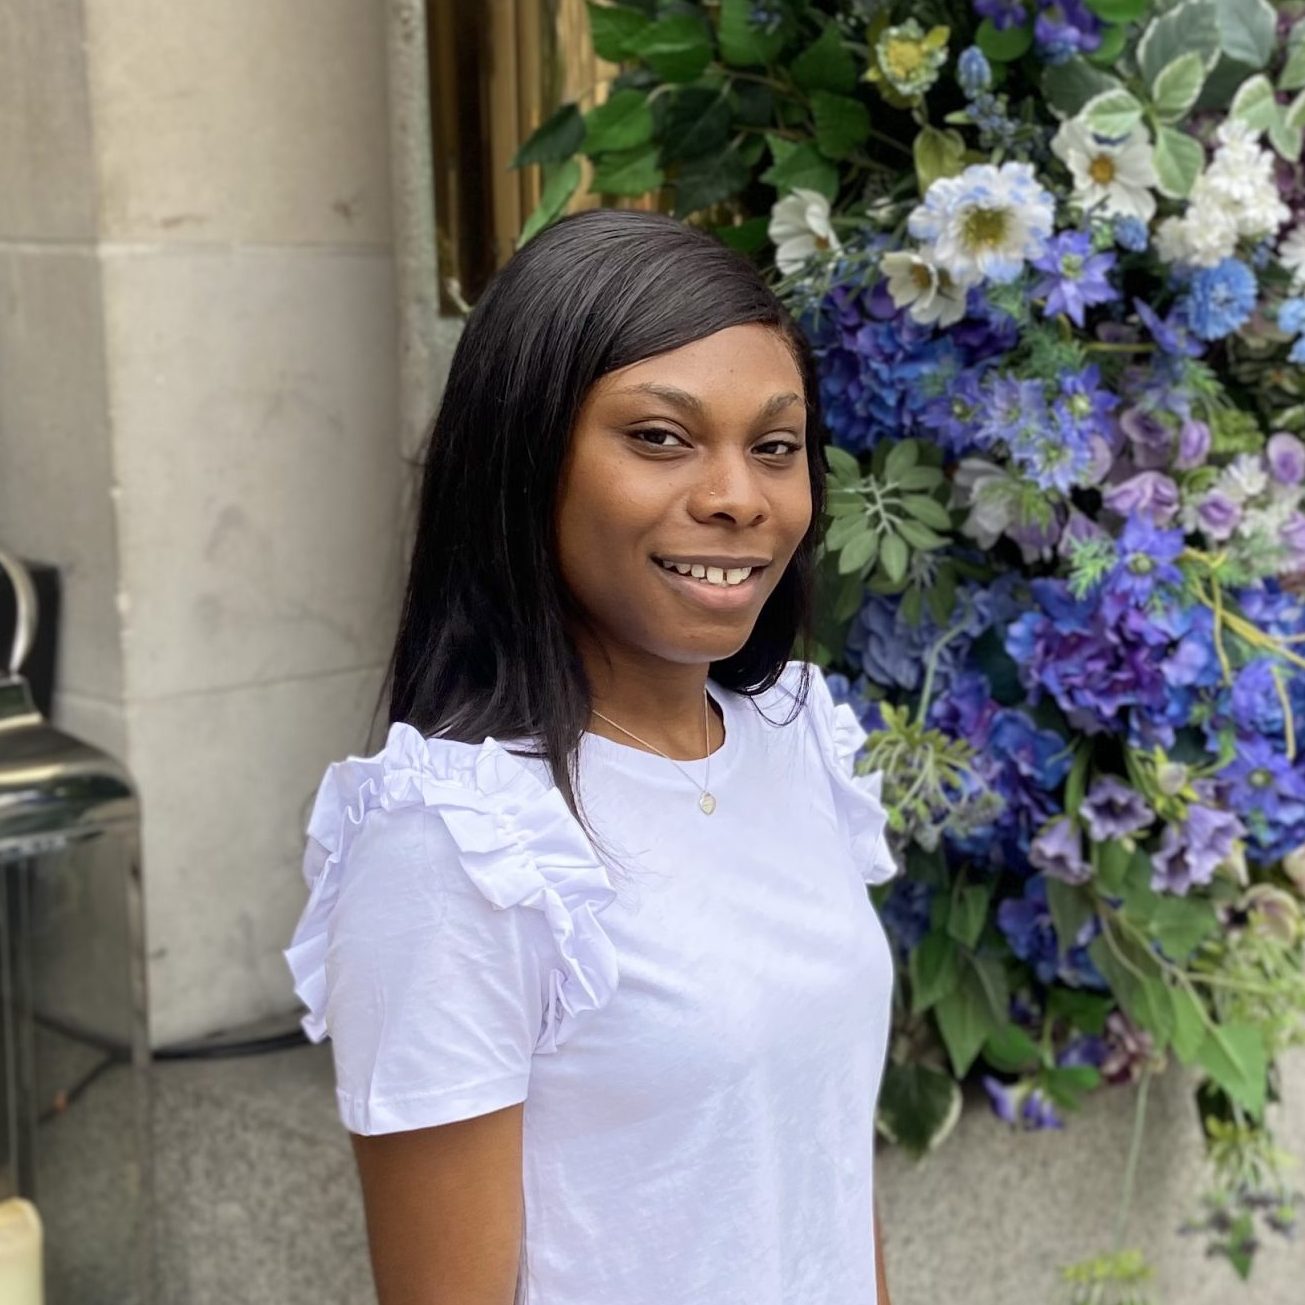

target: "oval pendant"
[698,792,717,815]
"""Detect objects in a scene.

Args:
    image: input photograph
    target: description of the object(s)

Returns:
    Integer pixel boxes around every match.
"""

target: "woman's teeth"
[657,559,754,587]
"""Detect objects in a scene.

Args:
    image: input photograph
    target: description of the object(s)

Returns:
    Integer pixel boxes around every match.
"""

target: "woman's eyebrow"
[611,382,804,422]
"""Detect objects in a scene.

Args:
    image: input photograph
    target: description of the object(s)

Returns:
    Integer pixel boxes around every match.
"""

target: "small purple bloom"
[975,0,1029,30]
[1031,231,1118,328]
[1267,432,1305,486]
[1119,405,1172,470]
[1102,471,1179,525]
[1196,491,1243,542]
[1174,418,1211,470]
[1133,297,1203,358]
[1079,775,1154,842]
[1033,0,1102,63]
[1030,816,1093,884]
[1151,805,1245,895]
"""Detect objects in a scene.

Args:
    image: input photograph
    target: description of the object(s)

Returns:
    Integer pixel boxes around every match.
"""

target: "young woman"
[284,208,899,1305]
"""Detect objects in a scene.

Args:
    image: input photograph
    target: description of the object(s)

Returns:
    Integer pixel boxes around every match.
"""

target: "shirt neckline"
[580,679,742,788]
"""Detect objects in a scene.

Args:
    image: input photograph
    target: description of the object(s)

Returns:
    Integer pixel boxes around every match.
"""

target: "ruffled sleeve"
[786,662,899,887]
[282,722,619,1134]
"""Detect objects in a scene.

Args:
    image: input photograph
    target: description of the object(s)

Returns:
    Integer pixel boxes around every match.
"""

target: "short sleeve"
[778,661,900,887]
[282,724,619,1136]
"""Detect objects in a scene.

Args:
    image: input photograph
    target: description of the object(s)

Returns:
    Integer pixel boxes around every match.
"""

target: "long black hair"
[384,207,827,834]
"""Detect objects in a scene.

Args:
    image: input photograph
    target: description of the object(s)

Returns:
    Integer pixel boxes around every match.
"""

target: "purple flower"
[1133,297,1203,358]
[1102,471,1180,525]
[1033,0,1102,63]
[974,0,1029,30]
[1219,736,1305,830]
[1195,491,1243,541]
[1107,516,1184,607]
[1174,418,1211,470]
[982,1077,1065,1130]
[1267,432,1305,486]
[1079,775,1154,842]
[1031,231,1118,327]
[1030,816,1093,884]
[1151,804,1245,895]
[1119,405,1173,470]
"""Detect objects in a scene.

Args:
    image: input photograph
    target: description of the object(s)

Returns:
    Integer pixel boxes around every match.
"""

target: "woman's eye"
[632,427,687,449]
[757,439,804,457]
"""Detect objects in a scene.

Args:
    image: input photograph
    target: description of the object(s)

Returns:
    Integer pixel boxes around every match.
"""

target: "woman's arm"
[350,1101,526,1305]
[874,1200,892,1305]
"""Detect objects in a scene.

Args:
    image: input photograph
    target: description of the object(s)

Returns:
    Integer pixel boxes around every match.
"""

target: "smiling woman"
[283,208,900,1305]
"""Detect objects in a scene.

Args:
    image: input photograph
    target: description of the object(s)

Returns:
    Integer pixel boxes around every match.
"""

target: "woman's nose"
[687,453,768,526]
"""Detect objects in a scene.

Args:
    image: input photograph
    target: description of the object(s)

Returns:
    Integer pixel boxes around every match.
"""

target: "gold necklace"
[590,687,718,815]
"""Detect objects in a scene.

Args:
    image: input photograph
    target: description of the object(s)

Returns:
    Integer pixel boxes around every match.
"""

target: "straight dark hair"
[383,207,827,839]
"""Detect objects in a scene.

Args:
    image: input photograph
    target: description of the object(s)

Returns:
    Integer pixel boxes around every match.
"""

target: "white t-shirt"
[284,660,899,1305]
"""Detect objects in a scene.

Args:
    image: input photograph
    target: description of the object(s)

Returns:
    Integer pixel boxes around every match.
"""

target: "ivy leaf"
[512,104,585,168]
[1048,987,1112,1035]
[1230,73,1280,133]
[1086,22,1128,68]
[661,88,732,162]
[1282,32,1305,92]
[715,215,769,254]
[718,0,788,68]
[792,22,856,94]
[1149,896,1219,963]
[975,17,1033,63]
[1095,838,1132,895]
[983,1024,1043,1074]
[590,144,664,196]
[876,1063,963,1157]
[730,80,775,126]
[1040,57,1123,120]
[1082,87,1144,138]
[584,89,654,155]
[516,159,581,247]
[910,930,960,1014]
[1151,51,1207,122]
[935,958,1004,1078]
[626,13,713,83]
[760,139,839,199]
[1212,0,1276,71]
[672,144,749,216]
[1196,1022,1267,1118]
[948,884,992,950]
[1040,1064,1101,1111]
[1153,124,1204,198]
[1045,879,1093,953]
[1084,0,1147,20]
[586,1,650,62]
[1170,983,1208,1065]
[879,531,909,584]
[810,90,871,160]
[1138,0,1221,88]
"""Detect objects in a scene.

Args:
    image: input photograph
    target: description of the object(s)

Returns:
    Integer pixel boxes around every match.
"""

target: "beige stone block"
[99,245,402,700]
[132,666,390,1047]
[878,1051,1305,1304]
[0,0,99,240]
[0,248,123,701]
[83,0,392,246]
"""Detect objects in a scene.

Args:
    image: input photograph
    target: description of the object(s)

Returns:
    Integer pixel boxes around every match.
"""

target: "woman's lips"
[649,557,768,612]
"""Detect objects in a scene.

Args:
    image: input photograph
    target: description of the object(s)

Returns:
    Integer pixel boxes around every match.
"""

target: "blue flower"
[1279,297,1305,335]
[1031,230,1119,327]
[974,0,1029,31]
[957,46,993,96]
[983,1076,1065,1130]
[1181,258,1258,341]
[919,366,990,456]
[1219,736,1305,843]
[1133,297,1203,357]
[879,879,935,957]
[1033,0,1102,63]
[1106,516,1184,609]
[1113,216,1149,252]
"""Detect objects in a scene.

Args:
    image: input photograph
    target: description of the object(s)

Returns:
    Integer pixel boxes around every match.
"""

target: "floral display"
[514,1,1305,1296]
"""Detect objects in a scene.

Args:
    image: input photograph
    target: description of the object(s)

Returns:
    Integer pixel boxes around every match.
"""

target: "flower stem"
[1112,1070,1152,1255]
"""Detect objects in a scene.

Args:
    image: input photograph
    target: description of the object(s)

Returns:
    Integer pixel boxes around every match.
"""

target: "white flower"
[1219,452,1269,504]
[768,189,841,276]
[1280,224,1305,292]
[1051,119,1158,223]
[879,249,968,327]
[952,458,1016,548]
[1154,207,1240,267]
[907,161,1054,288]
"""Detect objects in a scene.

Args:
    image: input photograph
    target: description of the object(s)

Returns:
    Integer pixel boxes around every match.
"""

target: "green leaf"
[1196,1022,1267,1118]
[876,1063,963,1157]
[1138,0,1221,88]
[1087,22,1129,68]
[913,125,967,193]
[971,954,1011,1026]
[1088,934,1173,1049]
[884,440,919,478]
[730,80,774,127]
[910,930,961,1014]
[975,18,1033,63]
[590,143,664,196]
[1268,116,1303,163]
[948,884,992,949]
[512,103,585,168]
[1041,58,1124,120]
[673,144,749,216]
[1151,51,1207,121]
[1281,33,1305,92]
[715,215,769,254]
[1085,0,1147,20]
[810,90,871,160]
[838,530,878,575]
[626,14,713,83]
[1119,848,1160,926]
[1229,72,1278,132]
[1040,1064,1101,1110]
[1213,0,1276,71]
[1083,87,1145,138]
[1149,897,1218,962]
[583,89,654,155]
[586,2,649,62]
[899,494,952,530]
[1063,748,1091,818]
[893,464,944,491]
[660,89,732,163]
[927,567,957,625]
[879,532,909,584]
[825,445,861,483]
[825,511,868,552]
[1045,879,1093,953]
[718,0,787,68]
[1286,87,1305,132]
[1048,988,1112,1035]
[983,1024,1042,1074]
[1170,983,1208,1065]
[760,139,839,199]
[792,22,856,94]
[516,158,581,247]
[1153,124,1204,198]
[935,960,1004,1078]
[895,518,949,551]
[1096,838,1131,895]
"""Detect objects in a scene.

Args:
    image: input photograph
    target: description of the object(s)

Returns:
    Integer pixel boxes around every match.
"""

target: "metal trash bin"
[0,550,153,1304]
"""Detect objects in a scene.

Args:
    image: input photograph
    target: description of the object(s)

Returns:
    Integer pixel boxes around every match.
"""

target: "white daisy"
[1051,119,1158,223]
[907,162,1054,288]
[768,189,842,276]
[879,249,968,327]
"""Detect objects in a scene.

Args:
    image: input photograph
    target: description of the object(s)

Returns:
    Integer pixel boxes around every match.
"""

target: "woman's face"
[555,322,813,668]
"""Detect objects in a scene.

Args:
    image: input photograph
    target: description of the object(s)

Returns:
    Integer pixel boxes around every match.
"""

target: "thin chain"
[590,687,712,798]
